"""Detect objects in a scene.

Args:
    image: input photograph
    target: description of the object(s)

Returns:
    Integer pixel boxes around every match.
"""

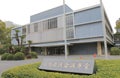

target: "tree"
[14,30,20,46]
[0,20,7,44]
[20,35,26,47]
[0,20,14,54]
[28,40,32,53]
[0,20,13,48]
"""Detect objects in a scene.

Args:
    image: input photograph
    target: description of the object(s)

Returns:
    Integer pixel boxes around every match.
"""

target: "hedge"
[6,54,14,60]
[1,53,10,60]
[2,60,120,78]
[30,52,38,58]
[110,47,120,55]
[14,52,25,60]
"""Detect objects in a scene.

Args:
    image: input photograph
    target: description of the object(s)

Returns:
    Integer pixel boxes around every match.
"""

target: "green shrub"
[30,52,38,58]
[2,60,120,78]
[14,52,25,60]
[0,48,5,55]
[6,54,14,60]
[1,53,10,60]
[110,47,120,55]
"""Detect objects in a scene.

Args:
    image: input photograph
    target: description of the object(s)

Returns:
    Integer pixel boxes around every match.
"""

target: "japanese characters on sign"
[39,59,96,74]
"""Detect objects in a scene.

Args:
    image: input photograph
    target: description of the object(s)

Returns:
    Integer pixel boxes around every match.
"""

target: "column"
[43,47,47,56]
[67,46,69,55]
[97,42,102,56]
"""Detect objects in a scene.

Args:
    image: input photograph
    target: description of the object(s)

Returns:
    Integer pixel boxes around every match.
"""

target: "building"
[11,3,113,56]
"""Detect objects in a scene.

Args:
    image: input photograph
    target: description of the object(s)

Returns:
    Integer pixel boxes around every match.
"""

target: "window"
[66,28,74,39]
[48,18,57,29]
[66,14,73,27]
[34,23,38,32]
[22,26,26,35]
[66,14,74,39]
[28,25,30,34]
[43,20,48,30]
[43,18,57,30]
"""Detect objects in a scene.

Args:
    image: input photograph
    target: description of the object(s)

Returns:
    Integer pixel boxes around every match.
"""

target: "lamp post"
[63,0,68,59]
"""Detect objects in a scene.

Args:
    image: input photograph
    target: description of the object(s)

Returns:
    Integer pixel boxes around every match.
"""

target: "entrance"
[47,46,64,55]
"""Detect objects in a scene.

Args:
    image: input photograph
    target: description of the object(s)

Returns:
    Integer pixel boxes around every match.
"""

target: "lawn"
[1,60,120,78]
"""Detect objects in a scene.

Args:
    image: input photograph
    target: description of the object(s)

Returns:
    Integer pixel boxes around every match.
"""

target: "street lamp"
[63,0,68,59]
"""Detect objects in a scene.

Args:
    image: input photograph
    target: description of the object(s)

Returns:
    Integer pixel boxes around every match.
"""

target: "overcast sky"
[0,0,119,31]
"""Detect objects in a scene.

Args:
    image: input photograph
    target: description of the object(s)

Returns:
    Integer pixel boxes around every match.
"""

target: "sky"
[0,0,119,32]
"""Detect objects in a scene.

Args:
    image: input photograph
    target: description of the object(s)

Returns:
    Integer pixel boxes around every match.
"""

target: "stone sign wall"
[39,58,96,74]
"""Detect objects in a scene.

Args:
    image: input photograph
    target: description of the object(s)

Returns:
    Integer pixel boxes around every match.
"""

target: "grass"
[1,60,120,78]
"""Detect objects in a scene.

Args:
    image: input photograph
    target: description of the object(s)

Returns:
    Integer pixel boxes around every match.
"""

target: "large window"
[43,20,48,30]
[48,18,57,29]
[66,14,74,39]
[34,23,38,32]
[66,14,73,27]
[27,25,30,34]
[66,28,74,39]
[43,18,57,30]
[22,26,26,35]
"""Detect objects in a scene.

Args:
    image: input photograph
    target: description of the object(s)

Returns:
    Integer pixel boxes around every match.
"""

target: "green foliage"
[1,53,10,60]
[27,40,32,53]
[116,21,120,29]
[6,54,14,60]
[2,60,120,78]
[14,52,25,60]
[30,52,38,58]
[0,20,13,45]
[14,46,21,53]
[110,47,120,55]
[0,48,6,55]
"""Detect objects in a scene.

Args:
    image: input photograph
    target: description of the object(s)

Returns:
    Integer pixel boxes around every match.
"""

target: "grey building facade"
[11,4,113,55]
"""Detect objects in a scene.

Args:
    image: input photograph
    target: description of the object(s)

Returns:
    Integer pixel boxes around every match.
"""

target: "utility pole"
[63,0,68,59]
[100,0,108,59]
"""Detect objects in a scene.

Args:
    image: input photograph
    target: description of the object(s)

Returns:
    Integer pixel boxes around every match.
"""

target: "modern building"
[11,3,114,56]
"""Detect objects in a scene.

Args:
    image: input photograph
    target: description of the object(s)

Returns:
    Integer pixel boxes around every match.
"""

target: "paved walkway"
[0,55,120,77]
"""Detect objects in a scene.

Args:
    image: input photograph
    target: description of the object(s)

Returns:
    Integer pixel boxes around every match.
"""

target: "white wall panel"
[26,28,64,43]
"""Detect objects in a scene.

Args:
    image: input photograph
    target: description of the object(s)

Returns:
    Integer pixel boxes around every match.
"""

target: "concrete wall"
[26,28,64,43]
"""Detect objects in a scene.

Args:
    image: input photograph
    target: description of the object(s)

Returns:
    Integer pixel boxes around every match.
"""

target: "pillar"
[43,47,47,56]
[67,46,69,55]
[97,42,102,56]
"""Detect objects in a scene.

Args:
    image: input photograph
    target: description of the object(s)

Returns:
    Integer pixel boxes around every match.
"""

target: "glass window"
[43,20,48,30]
[27,25,30,34]
[66,14,73,27]
[34,23,38,32]
[66,28,74,39]
[66,14,74,39]
[22,26,26,35]
[48,18,57,29]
